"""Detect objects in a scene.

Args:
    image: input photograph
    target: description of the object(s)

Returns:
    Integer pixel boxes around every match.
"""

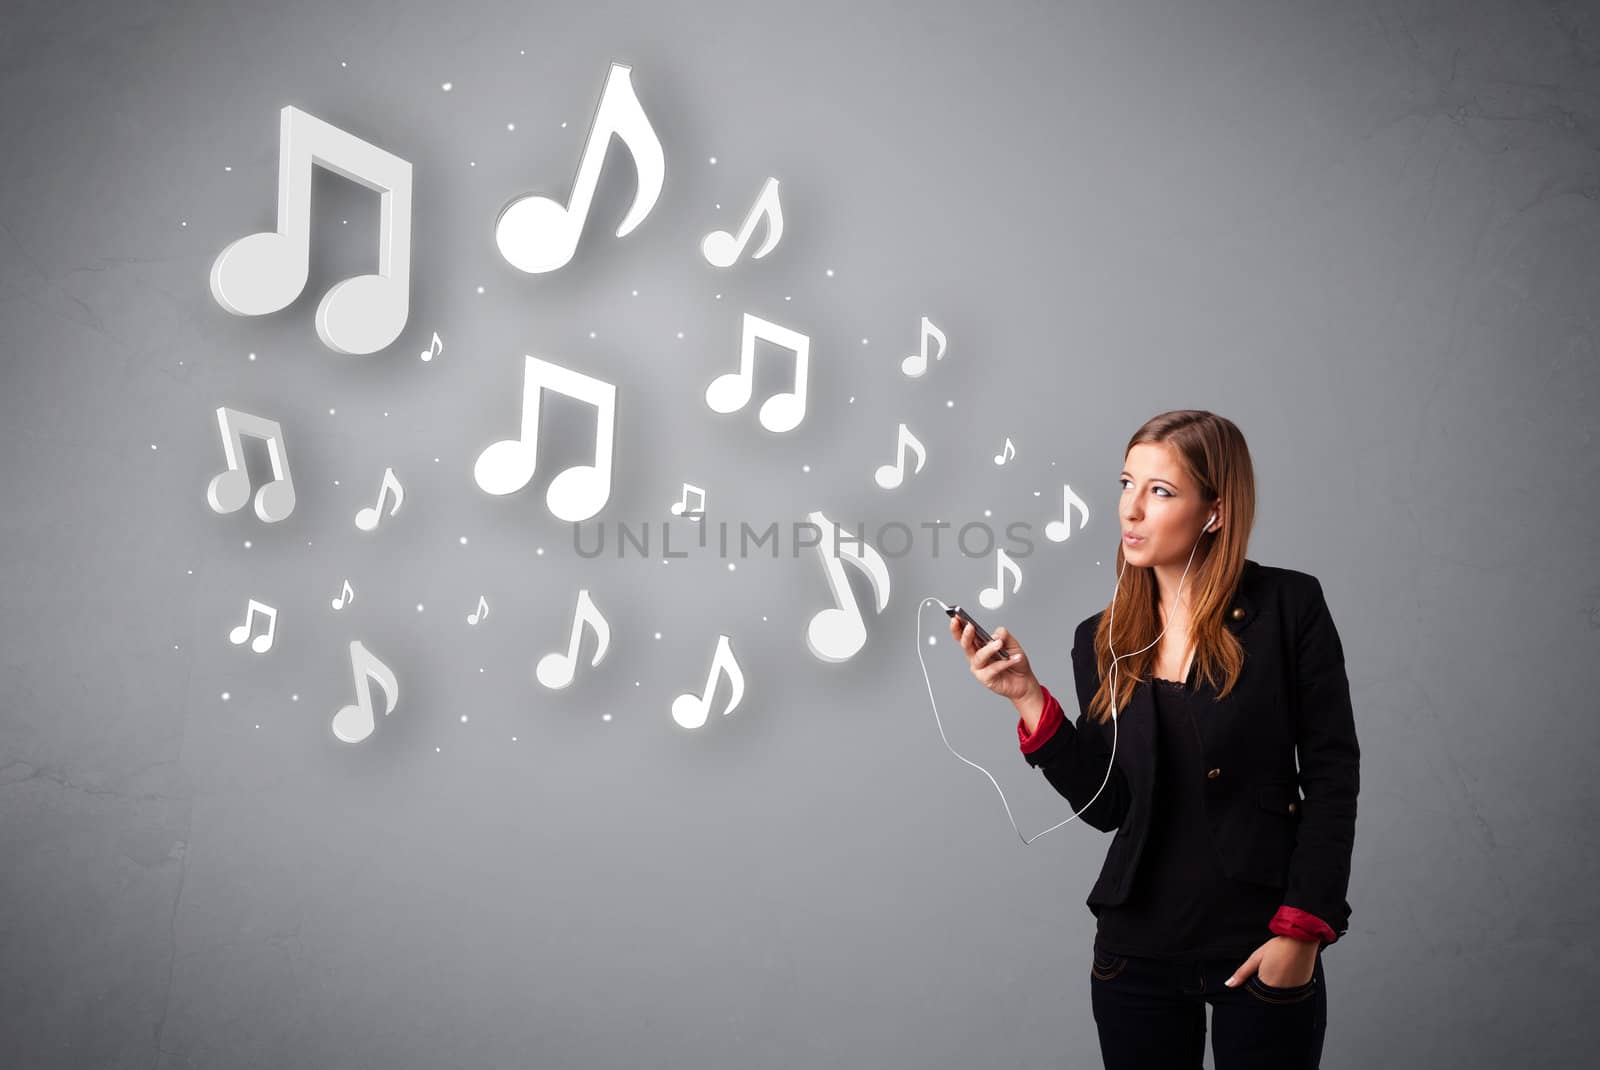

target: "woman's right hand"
[948,615,1040,704]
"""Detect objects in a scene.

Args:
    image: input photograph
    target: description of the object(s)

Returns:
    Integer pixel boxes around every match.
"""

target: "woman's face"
[1119,442,1214,563]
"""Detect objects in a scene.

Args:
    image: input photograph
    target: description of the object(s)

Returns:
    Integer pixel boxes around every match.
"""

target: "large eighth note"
[805,509,892,663]
[206,406,296,523]
[496,62,664,274]
[873,422,927,490]
[671,634,745,730]
[535,588,611,690]
[705,313,810,433]
[978,547,1023,611]
[330,640,399,744]
[209,106,413,356]
[701,177,784,267]
[474,355,617,522]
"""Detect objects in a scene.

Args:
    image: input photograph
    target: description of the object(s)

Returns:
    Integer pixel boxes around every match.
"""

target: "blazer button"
[1230,607,1245,620]
[1206,768,1221,778]
[1288,802,1297,814]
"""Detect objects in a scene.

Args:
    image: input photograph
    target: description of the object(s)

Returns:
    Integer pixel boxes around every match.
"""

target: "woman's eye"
[1118,479,1170,496]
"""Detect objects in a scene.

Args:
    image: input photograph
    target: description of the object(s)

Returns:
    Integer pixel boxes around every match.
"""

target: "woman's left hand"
[1224,935,1318,988]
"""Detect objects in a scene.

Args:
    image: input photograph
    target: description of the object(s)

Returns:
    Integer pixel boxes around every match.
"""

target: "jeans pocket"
[1244,972,1317,1004]
[1090,950,1128,982]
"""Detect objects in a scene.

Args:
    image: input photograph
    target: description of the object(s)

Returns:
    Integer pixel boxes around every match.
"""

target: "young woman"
[949,410,1359,1069]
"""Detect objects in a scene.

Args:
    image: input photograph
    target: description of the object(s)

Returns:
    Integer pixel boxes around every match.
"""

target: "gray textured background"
[2,0,1597,1066]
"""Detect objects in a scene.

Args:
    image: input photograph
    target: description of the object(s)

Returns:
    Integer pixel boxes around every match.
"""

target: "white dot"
[602,713,612,722]
[506,122,515,131]
[342,219,347,225]
[224,165,232,172]
[150,443,158,450]
[709,156,717,164]
[589,330,596,338]
[469,161,476,167]
[186,569,192,575]
[727,562,736,571]
[441,81,452,91]
[479,667,484,673]
[333,480,340,486]
[984,509,992,518]
[341,60,347,67]
[434,458,440,463]
[221,692,230,701]
[762,615,768,622]
[928,636,937,645]
[173,643,179,650]
[785,295,791,301]
[632,289,639,296]
[848,396,855,403]
[180,220,187,227]
[802,464,810,472]
[946,399,955,407]
[635,681,640,686]
[247,351,256,361]
[243,540,252,549]
[329,407,336,415]
[416,603,425,613]
[459,536,468,545]
[535,547,543,555]
[512,736,518,741]
[436,747,441,753]
[255,723,260,729]
[560,121,567,128]
[861,338,869,345]
[715,293,722,300]
[459,714,468,723]
[654,631,662,639]
[1033,490,1041,496]
[715,203,721,210]
[676,331,684,339]
[477,285,485,294]
[826,268,834,277]
[292,694,299,702]
[383,411,388,417]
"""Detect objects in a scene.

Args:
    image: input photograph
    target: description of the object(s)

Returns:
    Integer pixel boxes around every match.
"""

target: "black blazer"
[1022,558,1360,940]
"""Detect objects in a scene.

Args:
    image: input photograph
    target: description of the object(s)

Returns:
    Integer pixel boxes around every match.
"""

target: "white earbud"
[1205,512,1218,532]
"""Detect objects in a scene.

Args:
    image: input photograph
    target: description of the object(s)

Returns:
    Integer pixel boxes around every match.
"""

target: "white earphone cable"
[914,512,1215,843]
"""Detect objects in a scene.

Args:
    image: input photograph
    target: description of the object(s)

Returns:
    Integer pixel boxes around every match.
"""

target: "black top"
[1092,676,1284,961]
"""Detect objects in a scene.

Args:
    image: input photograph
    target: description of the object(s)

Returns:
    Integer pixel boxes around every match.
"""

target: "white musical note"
[229,599,278,654]
[467,595,489,626]
[1044,483,1090,543]
[354,467,404,531]
[420,330,442,362]
[978,547,1023,611]
[206,407,296,523]
[900,316,947,378]
[474,356,617,522]
[705,313,810,433]
[701,177,783,267]
[805,510,892,663]
[536,589,611,690]
[873,423,927,490]
[495,62,664,274]
[331,579,354,611]
[670,482,706,518]
[209,106,413,356]
[994,437,1016,466]
[671,634,745,729]
[330,640,399,744]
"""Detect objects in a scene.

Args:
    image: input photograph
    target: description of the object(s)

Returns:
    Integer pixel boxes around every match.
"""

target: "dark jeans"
[1088,946,1327,1069]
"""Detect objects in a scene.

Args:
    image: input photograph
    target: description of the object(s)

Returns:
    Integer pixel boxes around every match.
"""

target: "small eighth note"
[331,579,354,610]
[467,595,489,626]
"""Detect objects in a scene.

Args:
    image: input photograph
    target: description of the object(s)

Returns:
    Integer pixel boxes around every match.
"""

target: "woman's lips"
[1123,533,1145,544]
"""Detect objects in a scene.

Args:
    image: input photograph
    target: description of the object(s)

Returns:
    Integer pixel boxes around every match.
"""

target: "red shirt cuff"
[1018,685,1065,754]
[1269,905,1338,945]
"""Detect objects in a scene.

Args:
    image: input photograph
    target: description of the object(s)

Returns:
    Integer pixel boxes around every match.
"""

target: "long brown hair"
[1084,410,1256,724]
